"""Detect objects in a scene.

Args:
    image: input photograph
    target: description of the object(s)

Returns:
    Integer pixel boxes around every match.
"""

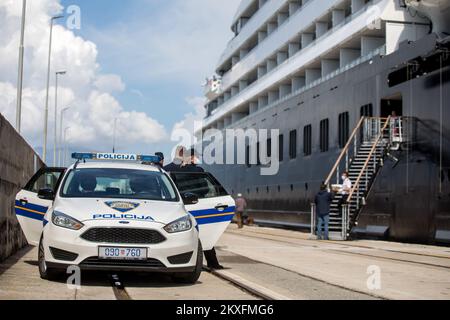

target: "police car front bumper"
[42,219,199,273]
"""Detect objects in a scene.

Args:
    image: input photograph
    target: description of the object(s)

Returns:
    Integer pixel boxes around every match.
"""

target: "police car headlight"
[164,215,192,233]
[52,211,84,230]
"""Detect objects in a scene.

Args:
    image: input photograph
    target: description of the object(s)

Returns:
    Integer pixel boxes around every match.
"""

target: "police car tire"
[171,241,203,284]
[38,236,60,280]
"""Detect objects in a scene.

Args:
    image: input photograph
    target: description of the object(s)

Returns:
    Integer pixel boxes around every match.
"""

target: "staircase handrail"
[325,116,366,185]
[346,116,392,203]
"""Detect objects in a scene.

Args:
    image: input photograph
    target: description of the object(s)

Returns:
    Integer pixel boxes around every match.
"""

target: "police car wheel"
[171,241,203,284]
[38,236,59,280]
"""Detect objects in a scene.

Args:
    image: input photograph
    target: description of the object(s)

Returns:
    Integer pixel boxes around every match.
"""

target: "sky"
[0,0,240,164]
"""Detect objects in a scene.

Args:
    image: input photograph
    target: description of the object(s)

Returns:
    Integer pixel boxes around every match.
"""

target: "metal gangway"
[311,116,409,240]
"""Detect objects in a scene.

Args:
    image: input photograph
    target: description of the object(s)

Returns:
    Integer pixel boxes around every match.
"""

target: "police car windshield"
[60,168,178,201]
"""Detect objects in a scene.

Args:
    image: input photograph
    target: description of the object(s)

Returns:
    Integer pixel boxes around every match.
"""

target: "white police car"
[14,153,236,283]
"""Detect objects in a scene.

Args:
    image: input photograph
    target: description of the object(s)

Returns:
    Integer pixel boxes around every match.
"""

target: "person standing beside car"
[165,147,224,270]
[235,193,247,229]
[164,146,186,172]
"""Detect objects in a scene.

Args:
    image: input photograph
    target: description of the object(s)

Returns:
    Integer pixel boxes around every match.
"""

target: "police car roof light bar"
[71,152,161,163]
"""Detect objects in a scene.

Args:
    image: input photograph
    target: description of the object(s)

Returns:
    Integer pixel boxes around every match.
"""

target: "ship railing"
[389,117,412,149]
[218,0,380,79]
[325,116,366,187]
[363,117,390,142]
[207,42,386,132]
[210,0,385,120]
[345,116,392,228]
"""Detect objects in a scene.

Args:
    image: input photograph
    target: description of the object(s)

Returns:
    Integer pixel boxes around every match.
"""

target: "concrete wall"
[0,113,44,262]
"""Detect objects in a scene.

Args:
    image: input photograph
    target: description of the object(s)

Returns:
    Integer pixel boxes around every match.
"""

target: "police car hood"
[54,198,187,224]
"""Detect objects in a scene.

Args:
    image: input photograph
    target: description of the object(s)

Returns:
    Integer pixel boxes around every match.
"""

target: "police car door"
[15,168,65,245]
[170,172,236,250]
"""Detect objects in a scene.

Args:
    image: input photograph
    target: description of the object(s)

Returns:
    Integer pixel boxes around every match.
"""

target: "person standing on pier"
[235,193,248,229]
[315,184,333,240]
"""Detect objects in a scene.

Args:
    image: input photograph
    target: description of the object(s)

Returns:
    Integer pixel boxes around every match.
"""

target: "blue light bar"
[139,155,162,163]
[72,152,95,160]
[72,152,162,163]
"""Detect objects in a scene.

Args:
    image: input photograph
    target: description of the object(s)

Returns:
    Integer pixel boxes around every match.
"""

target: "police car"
[14,152,236,283]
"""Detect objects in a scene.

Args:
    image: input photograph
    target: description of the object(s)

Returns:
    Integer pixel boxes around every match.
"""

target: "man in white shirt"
[340,172,352,196]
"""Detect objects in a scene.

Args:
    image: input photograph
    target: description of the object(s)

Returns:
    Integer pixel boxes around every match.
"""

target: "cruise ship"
[199,0,450,244]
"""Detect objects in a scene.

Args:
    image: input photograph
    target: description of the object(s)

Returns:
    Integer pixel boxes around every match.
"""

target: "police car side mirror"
[182,193,199,205]
[38,188,55,201]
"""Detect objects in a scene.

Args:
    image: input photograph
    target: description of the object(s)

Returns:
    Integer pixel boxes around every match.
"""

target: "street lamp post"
[113,117,118,153]
[63,127,71,167]
[54,71,66,166]
[43,14,64,163]
[16,0,27,133]
[59,106,70,166]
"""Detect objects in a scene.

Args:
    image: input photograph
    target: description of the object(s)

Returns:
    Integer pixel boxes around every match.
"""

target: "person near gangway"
[234,193,248,229]
[314,184,333,240]
[338,171,352,218]
[339,172,352,197]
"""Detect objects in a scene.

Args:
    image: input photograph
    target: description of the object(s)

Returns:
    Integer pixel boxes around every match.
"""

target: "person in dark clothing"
[165,147,223,269]
[154,152,164,168]
[204,248,223,270]
[314,184,333,240]
[182,149,223,269]
[163,146,186,172]
[180,148,205,173]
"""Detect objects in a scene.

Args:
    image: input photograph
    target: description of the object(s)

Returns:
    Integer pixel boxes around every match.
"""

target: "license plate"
[98,247,147,260]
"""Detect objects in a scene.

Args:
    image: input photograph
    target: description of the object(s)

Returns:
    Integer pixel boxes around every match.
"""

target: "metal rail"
[310,203,316,237]
[325,116,365,186]
[346,116,391,204]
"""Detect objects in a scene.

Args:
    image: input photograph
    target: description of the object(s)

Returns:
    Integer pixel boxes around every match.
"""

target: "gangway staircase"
[311,116,408,240]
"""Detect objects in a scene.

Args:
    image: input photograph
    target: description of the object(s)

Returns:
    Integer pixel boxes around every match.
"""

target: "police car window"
[27,171,62,193]
[61,168,178,201]
[170,173,228,199]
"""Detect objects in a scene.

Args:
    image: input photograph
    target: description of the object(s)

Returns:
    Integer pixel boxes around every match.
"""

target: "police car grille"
[50,247,78,262]
[81,257,166,268]
[80,228,166,244]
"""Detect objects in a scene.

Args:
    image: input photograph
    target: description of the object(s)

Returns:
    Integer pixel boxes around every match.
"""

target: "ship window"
[360,104,373,117]
[279,134,284,162]
[289,130,297,159]
[304,125,312,156]
[257,142,261,165]
[320,119,329,152]
[338,112,349,149]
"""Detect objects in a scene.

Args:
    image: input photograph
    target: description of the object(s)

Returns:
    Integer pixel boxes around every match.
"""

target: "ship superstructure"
[200,0,450,244]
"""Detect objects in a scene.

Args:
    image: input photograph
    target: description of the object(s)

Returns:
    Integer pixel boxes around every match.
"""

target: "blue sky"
[58,0,240,151]
[0,0,241,164]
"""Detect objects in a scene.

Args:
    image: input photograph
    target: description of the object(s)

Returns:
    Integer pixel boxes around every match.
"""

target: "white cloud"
[88,0,241,84]
[0,0,167,161]
[172,96,206,138]
[94,74,125,93]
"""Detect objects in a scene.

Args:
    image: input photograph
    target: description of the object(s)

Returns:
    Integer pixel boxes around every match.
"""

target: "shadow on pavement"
[0,245,34,277]
[24,268,202,288]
